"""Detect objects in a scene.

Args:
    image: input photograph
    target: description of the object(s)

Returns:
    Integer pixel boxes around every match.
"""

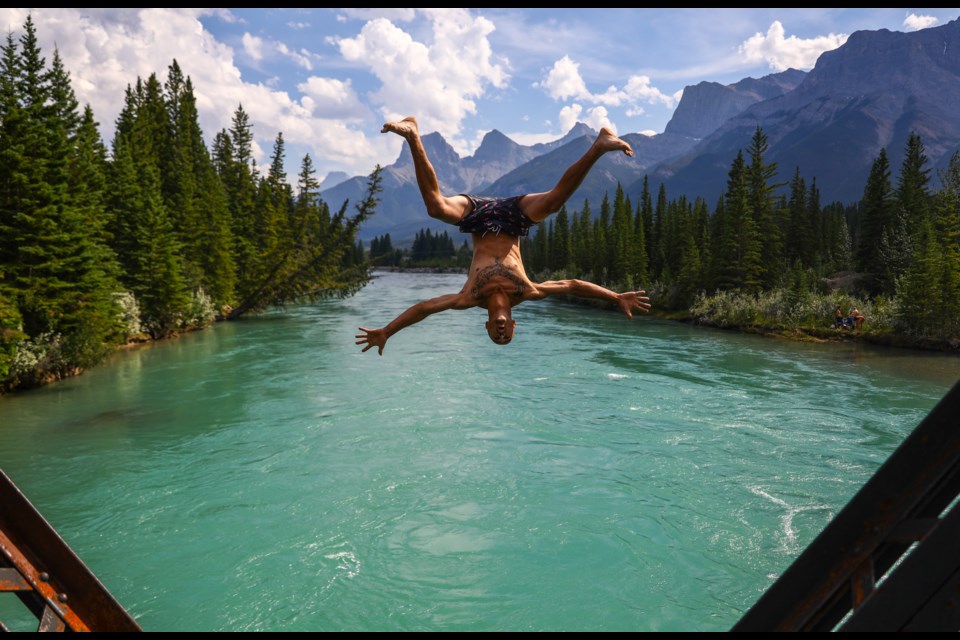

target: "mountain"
[318,171,350,191]
[530,122,596,154]
[328,21,960,243]
[650,19,960,205]
[487,68,803,213]
[485,129,698,213]
[321,124,611,242]
[664,69,806,139]
[461,129,540,192]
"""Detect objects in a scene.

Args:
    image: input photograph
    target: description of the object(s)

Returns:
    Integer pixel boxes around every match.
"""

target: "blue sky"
[3,9,959,185]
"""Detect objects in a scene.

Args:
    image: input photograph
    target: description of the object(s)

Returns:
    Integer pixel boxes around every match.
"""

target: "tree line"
[521,128,960,341]
[0,17,381,391]
[369,229,471,268]
[4,16,959,392]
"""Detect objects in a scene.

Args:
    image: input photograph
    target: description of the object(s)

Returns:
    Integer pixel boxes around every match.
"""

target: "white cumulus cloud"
[621,74,675,108]
[297,76,366,119]
[335,9,508,154]
[242,32,264,61]
[0,9,383,177]
[582,106,615,133]
[538,55,676,111]
[276,42,312,71]
[557,104,615,134]
[558,103,584,133]
[903,13,938,31]
[739,21,847,72]
[539,55,591,101]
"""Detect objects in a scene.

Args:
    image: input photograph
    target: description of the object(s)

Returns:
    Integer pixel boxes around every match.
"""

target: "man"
[356,116,651,355]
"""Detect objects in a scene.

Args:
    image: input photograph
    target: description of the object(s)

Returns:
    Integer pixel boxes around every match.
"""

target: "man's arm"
[533,279,651,318]
[356,293,470,355]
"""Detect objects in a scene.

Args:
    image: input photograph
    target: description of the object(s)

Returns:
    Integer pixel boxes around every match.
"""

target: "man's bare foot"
[595,127,633,157]
[381,116,419,139]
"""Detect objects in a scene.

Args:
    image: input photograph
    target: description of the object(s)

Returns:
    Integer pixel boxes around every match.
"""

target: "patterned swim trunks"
[457,194,536,237]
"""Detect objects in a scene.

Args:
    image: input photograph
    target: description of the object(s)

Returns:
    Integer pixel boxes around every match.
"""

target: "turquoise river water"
[1,271,958,631]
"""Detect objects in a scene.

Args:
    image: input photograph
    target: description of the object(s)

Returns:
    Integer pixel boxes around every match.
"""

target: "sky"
[2,8,959,186]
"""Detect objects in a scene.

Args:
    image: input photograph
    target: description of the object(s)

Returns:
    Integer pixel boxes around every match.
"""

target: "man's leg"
[382,117,471,225]
[519,128,633,223]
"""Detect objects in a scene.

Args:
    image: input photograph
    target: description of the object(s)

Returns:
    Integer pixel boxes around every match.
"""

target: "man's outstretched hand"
[616,291,651,319]
[356,327,388,355]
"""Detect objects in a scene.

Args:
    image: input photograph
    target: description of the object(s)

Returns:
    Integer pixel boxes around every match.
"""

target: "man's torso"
[460,232,536,309]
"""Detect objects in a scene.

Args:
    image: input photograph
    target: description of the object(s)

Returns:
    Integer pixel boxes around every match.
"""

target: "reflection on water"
[1,271,957,631]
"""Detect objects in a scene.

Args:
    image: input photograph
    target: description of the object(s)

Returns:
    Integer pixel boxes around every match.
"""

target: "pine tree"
[708,195,727,290]
[932,151,960,337]
[227,165,383,318]
[630,199,649,289]
[593,195,610,284]
[255,131,293,274]
[551,205,571,272]
[638,176,654,279]
[878,206,913,294]
[716,150,762,291]
[295,153,325,270]
[223,105,261,302]
[573,201,593,277]
[5,14,61,336]
[0,32,23,274]
[688,196,711,290]
[652,183,668,279]
[806,177,822,271]
[610,184,632,285]
[2,21,120,372]
[531,222,548,273]
[109,77,190,336]
[822,202,853,273]
[895,219,942,337]
[786,167,809,266]
[544,220,555,272]
[134,181,190,336]
[897,132,931,229]
[675,219,703,307]
[747,127,782,288]
[857,149,895,291]
[60,99,124,363]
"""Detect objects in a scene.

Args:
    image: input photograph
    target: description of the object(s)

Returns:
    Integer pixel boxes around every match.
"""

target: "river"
[1,271,958,631]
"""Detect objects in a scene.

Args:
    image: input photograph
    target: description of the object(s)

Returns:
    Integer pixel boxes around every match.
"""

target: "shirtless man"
[356,116,650,355]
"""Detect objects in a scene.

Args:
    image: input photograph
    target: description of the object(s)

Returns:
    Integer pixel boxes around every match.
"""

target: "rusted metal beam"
[0,470,141,632]
[0,567,31,591]
[839,499,960,631]
[38,606,66,633]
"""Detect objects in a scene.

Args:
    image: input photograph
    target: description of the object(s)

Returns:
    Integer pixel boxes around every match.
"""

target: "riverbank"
[4,269,957,397]
[552,292,960,355]
[681,316,960,353]
[373,267,960,355]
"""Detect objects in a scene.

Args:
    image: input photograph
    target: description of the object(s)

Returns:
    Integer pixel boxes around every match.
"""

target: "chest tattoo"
[471,259,525,299]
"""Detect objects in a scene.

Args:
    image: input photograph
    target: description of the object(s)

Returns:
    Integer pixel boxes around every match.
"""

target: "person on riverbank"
[356,116,650,355]
[850,307,865,332]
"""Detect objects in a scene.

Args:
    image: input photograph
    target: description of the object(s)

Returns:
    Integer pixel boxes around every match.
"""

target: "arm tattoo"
[471,259,526,299]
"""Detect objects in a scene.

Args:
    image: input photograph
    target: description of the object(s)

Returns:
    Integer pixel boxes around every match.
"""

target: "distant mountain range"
[322,18,960,244]
[652,18,960,206]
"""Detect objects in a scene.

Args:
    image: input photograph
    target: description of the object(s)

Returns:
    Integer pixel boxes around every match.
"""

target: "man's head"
[485,308,516,345]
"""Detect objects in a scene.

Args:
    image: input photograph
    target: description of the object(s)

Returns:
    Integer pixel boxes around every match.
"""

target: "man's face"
[485,313,516,345]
